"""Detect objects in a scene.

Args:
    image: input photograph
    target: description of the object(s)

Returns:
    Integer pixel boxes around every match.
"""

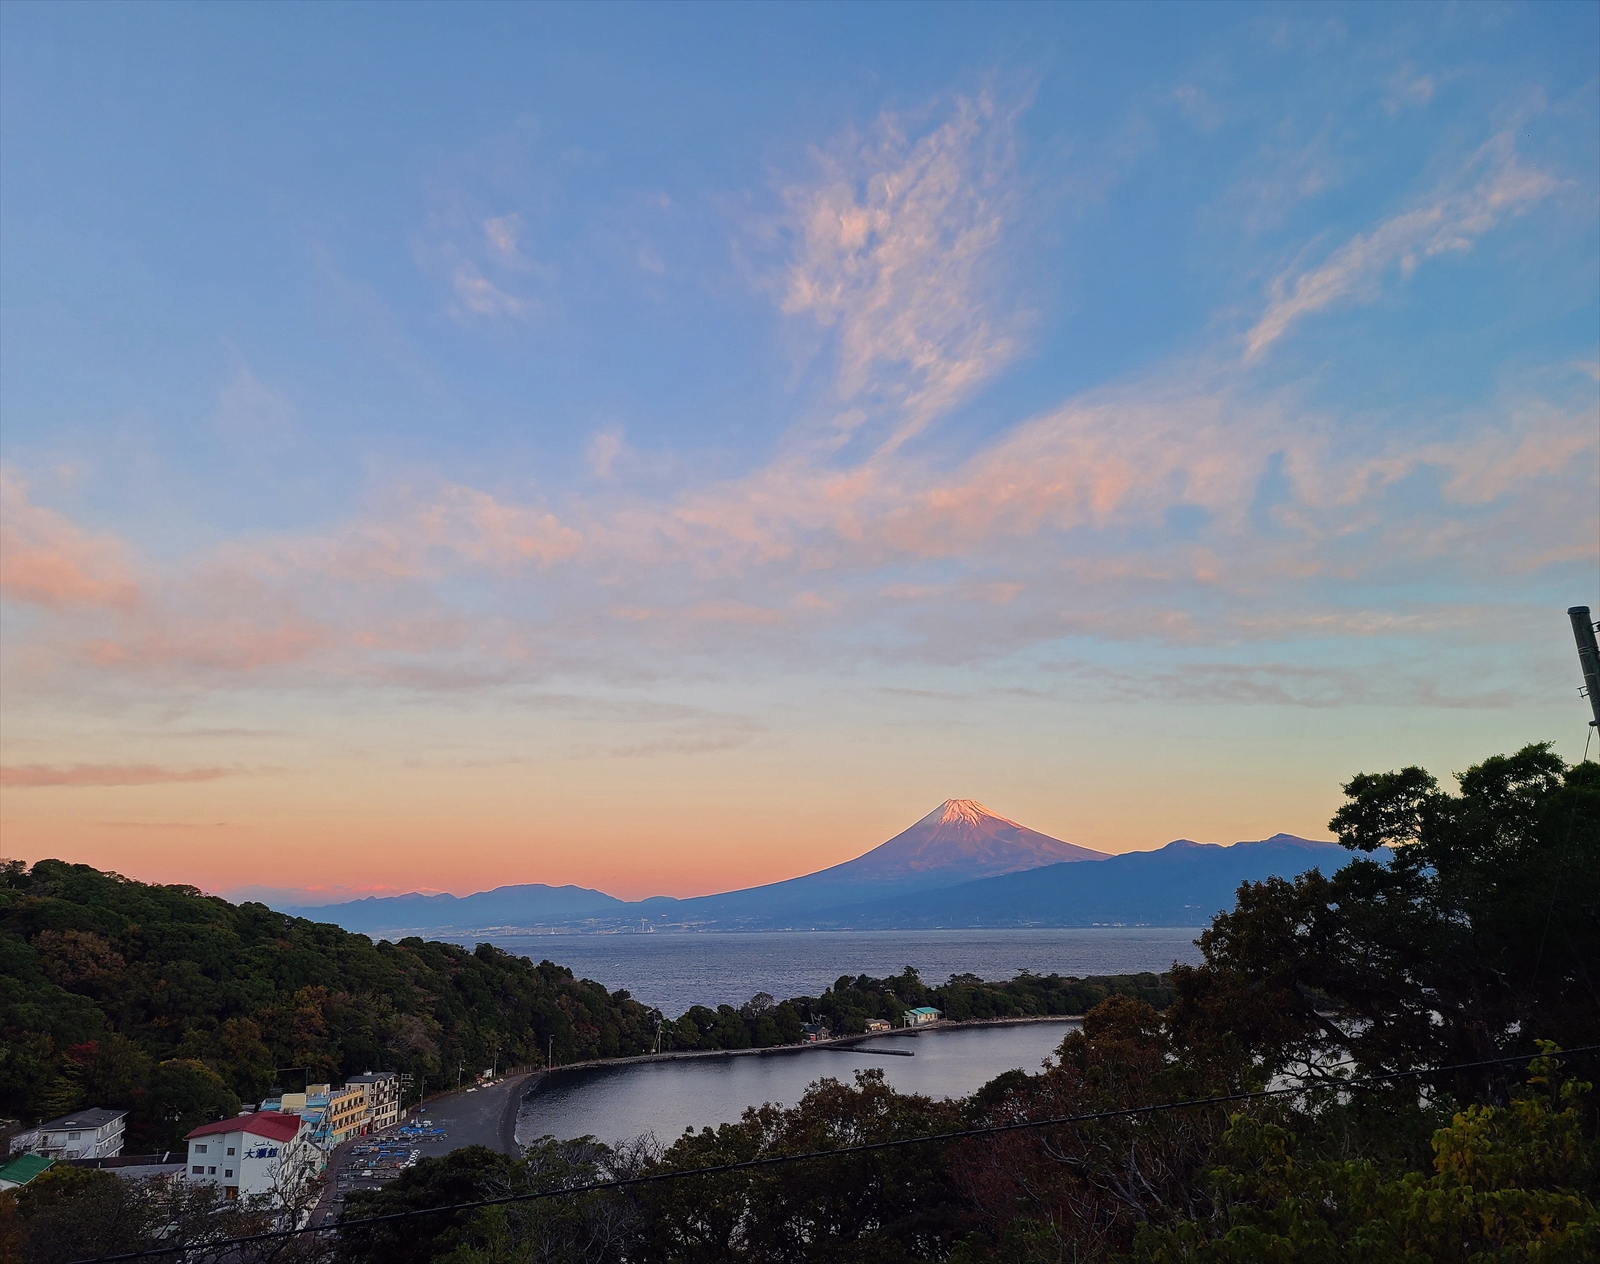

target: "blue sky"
[2,2,1596,902]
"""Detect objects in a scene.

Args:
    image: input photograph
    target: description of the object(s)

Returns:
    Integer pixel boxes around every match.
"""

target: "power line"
[73,1044,1600,1264]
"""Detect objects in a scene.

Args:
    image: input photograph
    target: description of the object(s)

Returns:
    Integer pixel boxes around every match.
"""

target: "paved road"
[309,1130,411,1227]
[405,1074,531,1158]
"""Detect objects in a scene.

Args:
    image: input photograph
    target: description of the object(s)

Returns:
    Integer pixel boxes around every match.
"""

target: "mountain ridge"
[280,803,1342,936]
[283,798,1101,932]
[801,833,1363,929]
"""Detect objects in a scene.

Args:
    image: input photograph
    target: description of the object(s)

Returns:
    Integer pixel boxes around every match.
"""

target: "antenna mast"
[1569,606,1600,729]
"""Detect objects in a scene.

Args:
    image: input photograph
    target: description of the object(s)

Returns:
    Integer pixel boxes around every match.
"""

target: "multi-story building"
[323,1084,367,1145]
[347,1071,401,1132]
[14,1109,126,1160]
[902,1006,942,1026]
[185,1111,319,1201]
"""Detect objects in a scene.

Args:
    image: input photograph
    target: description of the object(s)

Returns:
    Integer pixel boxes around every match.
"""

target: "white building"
[185,1111,320,1201]
[15,1108,126,1160]
[347,1071,401,1132]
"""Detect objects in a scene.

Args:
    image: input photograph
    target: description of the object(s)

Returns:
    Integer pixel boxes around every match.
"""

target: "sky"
[1,2,1596,906]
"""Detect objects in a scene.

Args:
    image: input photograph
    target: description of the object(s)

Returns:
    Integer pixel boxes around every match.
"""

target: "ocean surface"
[465,927,1205,1015]
[516,1021,1080,1147]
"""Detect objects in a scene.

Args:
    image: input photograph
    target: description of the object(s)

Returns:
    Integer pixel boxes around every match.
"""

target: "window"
[224,1169,233,1178]
[68,1131,81,1140]
[196,1144,207,1153]
[208,1166,216,1175]
[226,1147,235,1156]
[191,1166,203,1175]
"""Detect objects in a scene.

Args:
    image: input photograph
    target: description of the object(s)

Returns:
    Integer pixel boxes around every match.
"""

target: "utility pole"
[1569,607,1600,730]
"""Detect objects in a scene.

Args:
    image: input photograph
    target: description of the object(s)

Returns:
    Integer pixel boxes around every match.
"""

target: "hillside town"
[0,1069,404,1211]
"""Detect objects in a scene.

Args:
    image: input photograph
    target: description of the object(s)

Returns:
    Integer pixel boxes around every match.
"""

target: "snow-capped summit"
[831,797,1108,885]
[652,796,1109,925]
[931,799,1006,828]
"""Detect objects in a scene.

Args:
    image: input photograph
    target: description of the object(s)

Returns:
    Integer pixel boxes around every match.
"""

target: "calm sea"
[516,1022,1083,1147]
[464,927,1205,1016]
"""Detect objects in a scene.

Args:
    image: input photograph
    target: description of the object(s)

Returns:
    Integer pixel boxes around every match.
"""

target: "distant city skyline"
[1,3,1596,903]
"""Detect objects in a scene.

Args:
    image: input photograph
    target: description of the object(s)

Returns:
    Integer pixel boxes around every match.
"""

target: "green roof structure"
[0,1153,55,1189]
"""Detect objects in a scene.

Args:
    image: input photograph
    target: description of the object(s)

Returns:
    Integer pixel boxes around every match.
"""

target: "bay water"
[516,1021,1081,1147]
[472,926,1205,1015]
[487,928,1204,1146]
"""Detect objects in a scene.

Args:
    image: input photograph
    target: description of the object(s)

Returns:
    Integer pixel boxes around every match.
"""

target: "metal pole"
[1570,606,1600,728]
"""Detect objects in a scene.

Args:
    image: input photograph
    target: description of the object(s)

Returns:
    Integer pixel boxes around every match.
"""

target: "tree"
[138,1059,240,1149]
[1132,1048,1600,1262]
[1167,745,1600,1089]
[9,1166,319,1264]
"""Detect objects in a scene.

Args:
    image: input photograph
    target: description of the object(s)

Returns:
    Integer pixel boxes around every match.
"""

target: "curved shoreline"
[510,1013,1085,1134]
[498,1073,531,1153]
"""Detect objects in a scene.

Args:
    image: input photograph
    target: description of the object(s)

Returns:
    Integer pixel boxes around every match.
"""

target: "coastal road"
[406,1073,531,1158]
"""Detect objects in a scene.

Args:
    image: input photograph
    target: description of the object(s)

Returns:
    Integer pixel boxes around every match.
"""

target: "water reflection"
[516,1021,1079,1147]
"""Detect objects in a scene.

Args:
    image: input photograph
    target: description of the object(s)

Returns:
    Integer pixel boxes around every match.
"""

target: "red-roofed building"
[185,1111,320,1201]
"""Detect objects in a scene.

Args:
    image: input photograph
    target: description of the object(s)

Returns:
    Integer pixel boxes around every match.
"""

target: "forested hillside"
[661,969,1170,1053]
[335,742,1600,1264]
[2,744,1596,1263]
[0,861,660,1147]
[0,859,1173,1150]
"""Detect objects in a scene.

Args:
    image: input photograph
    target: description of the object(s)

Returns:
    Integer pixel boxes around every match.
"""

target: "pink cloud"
[1245,126,1557,361]
[773,92,1026,447]
[1,764,234,788]
[0,470,141,611]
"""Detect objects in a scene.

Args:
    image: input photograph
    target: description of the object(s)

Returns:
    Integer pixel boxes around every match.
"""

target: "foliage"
[338,1137,652,1264]
[1132,1047,1600,1262]
[4,1163,325,1264]
[8,743,1598,1263]
[1166,745,1600,1090]
[0,859,663,1145]
[641,1067,966,1262]
[662,969,1171,1049]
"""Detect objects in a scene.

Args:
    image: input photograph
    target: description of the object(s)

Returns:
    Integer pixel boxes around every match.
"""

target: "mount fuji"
[284,799,1104,934]
[282,801,1349,936]
[647,799,1107,925]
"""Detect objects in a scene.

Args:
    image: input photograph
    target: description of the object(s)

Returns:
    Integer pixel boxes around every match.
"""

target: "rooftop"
[0,1154,55,1186]
[186,1112,302,1144]
[36,1108,127,1133]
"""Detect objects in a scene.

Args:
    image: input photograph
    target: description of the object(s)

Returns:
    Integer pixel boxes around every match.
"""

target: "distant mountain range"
[281,800,1357,936]
[814,834,1354,928]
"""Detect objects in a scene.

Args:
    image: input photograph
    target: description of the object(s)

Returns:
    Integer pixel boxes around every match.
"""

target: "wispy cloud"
[1046,659,1520,711]
[213,358,298,448]
[416,188,541,324]
[0,471,141,611]
[98,820,242,830]
[1244,124,1557,361]
[2,105,1591,710]
[1,764,235,788]
[449,262,528,320]
[773,91,1026,448]
[482,213,525,263]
